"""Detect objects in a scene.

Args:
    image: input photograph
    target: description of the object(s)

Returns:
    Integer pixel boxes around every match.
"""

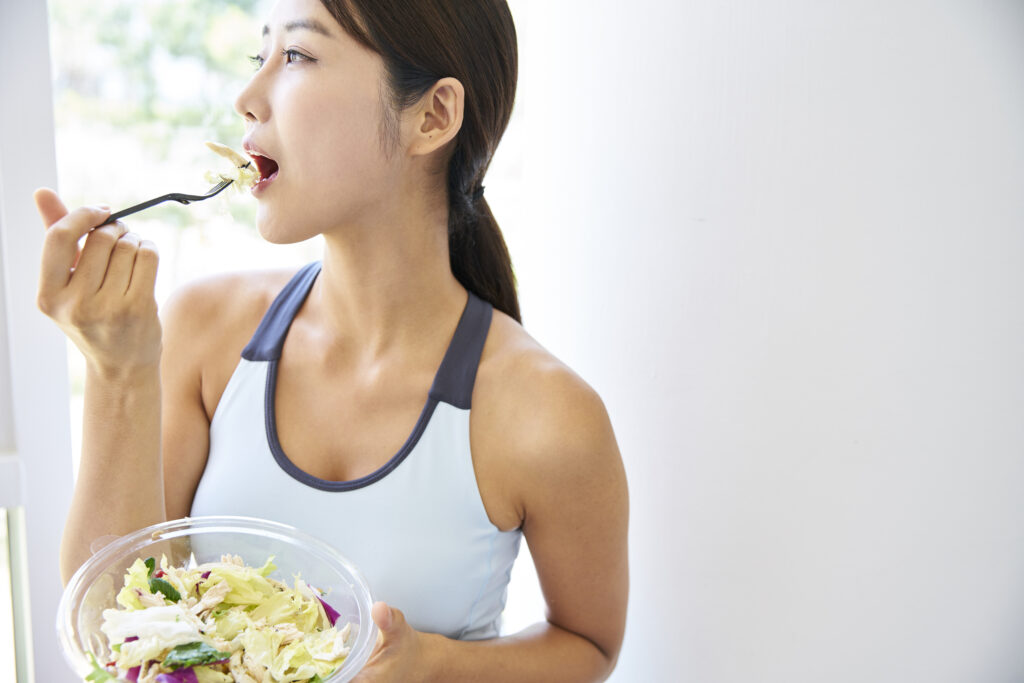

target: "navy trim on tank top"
[239,261,492,492]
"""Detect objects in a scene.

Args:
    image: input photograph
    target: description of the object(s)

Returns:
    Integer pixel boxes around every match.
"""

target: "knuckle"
[113,234,139,252]
[45,224,74,248]
[36,291,53,315]
[136,241,159,260]
[87,229,118,248]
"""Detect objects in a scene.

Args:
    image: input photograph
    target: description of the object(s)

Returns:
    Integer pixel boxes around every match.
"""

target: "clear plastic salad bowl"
[56,515,377,682]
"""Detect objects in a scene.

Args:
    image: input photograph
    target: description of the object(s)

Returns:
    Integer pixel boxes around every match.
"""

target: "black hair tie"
[471,185,486,202]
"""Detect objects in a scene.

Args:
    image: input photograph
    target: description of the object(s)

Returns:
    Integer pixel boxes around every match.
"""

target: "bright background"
[2,0,1024,681]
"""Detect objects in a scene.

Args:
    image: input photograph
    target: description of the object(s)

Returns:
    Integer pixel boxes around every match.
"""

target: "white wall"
[501,1,1024,681]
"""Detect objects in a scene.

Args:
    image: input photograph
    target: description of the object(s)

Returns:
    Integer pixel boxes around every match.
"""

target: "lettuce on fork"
[204,141,258,190]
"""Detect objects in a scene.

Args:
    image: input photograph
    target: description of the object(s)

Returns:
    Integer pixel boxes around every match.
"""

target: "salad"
[86,554,354,683]
[204,141,259,191]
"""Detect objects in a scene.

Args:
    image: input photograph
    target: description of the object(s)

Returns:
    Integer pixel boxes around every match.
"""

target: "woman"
[37,0,628,679]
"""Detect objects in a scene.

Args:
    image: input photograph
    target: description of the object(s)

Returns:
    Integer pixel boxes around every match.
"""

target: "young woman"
[37,0,628,679]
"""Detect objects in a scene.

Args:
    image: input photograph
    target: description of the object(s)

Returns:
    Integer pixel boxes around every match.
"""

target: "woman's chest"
[268,358,520,531]
[273,360,429,481]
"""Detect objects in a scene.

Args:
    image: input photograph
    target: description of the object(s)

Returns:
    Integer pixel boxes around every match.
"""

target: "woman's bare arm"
[34,190,167,583]
[358,342,629,682]
[434,359,628,681]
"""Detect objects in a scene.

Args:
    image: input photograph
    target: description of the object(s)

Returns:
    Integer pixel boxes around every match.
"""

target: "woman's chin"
[255,210,309,245]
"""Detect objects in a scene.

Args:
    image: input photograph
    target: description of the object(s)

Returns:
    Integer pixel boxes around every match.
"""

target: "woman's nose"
[234,71,269,124]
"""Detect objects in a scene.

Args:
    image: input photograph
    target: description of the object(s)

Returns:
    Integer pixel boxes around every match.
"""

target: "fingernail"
[92,204,111,212]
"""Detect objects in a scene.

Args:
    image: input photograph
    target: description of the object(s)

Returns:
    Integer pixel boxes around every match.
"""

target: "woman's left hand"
[352,602,435,683]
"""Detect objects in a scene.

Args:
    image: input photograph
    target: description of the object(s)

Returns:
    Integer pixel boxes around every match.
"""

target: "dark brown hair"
[320,0,521,323]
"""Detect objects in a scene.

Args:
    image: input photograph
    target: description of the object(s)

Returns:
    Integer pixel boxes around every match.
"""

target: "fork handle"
[97,180,234,227]
[102,193,193,225]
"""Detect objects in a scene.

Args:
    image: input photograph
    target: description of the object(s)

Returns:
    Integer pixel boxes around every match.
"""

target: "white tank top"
[190,262,522,640]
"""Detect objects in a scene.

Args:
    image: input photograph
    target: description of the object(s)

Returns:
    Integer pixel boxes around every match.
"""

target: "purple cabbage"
[316,595,341,626]
[155,668,199,683]
[122,639,141,682]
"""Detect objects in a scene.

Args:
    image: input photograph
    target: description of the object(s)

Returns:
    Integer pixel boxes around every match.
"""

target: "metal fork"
[98,162,252,226]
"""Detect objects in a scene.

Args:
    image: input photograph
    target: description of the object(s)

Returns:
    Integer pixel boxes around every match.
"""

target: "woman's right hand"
[34,188,162,379]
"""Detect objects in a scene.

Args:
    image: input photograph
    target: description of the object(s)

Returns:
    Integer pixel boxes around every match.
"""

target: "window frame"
[0,2,77,681]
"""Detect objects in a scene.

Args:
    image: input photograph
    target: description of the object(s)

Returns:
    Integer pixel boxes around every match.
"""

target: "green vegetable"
[202,557,277,605]
[149,577,182,602]
[141,555,183,601]
[162,641,232,670]
[115,558,152,610]
[85,653,116,682]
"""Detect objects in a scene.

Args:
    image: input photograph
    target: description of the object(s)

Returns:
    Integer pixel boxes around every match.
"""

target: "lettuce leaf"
[85,653,117,682]
[162,642,232,670]
[115,558,152,611]
[269,631,341,682]
[202,558,276,605]
[208,605,252,641]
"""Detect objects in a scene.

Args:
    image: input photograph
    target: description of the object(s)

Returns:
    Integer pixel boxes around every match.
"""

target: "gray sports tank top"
[190,262,522,639]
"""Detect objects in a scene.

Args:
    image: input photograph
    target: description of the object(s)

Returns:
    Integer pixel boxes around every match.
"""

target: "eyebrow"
[262,18,334,38]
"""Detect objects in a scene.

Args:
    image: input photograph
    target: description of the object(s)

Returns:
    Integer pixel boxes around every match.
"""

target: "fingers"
[101,229,141,294]
[38,205,116,307]
[127,239,159,298]
[33,187,69,228]
[72,222,129,293]
[77,229,159,300]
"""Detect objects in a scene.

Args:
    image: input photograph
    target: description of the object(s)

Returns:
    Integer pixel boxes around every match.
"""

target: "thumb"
[371,601,405,638]
[33,187,69,228]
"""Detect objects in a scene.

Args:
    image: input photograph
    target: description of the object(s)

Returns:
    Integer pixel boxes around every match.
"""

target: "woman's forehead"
[263,0,339,37]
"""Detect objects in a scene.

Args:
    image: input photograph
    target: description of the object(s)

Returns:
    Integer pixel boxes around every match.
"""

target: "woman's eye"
[248,54,265,71]
[282,49,314,64]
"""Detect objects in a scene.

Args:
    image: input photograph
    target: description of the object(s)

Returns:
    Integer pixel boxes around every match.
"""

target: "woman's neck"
[310,196,466,361]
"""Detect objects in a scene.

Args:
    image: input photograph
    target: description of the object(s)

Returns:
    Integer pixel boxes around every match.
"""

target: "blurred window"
[48,0,321,475]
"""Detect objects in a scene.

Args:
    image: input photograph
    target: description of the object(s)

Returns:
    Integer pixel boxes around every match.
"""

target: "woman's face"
[235,0,397,243]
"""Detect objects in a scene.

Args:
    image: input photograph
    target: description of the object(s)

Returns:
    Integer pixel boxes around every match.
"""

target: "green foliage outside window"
[50,0,264,228]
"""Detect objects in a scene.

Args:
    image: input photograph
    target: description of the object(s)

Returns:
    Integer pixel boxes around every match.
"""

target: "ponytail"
[447,142,520,323]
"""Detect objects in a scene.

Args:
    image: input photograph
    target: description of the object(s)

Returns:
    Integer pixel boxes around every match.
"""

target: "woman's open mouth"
[249,153,280,194]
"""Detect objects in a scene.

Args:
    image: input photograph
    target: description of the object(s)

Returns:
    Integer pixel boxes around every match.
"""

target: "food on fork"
[205,141,259,191]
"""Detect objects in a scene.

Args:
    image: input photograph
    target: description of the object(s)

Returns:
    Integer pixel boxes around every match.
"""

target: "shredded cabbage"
[204,141,258,191]
[90,555,353,683]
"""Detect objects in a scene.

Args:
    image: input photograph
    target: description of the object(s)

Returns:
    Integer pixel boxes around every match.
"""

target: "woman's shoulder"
[159,266,306,410]
[474,309,615,458]
[161,267,300,345]
[471,308,623,530]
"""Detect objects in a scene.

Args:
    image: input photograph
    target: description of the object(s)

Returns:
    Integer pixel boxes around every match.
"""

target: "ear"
[408,77,465,157]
